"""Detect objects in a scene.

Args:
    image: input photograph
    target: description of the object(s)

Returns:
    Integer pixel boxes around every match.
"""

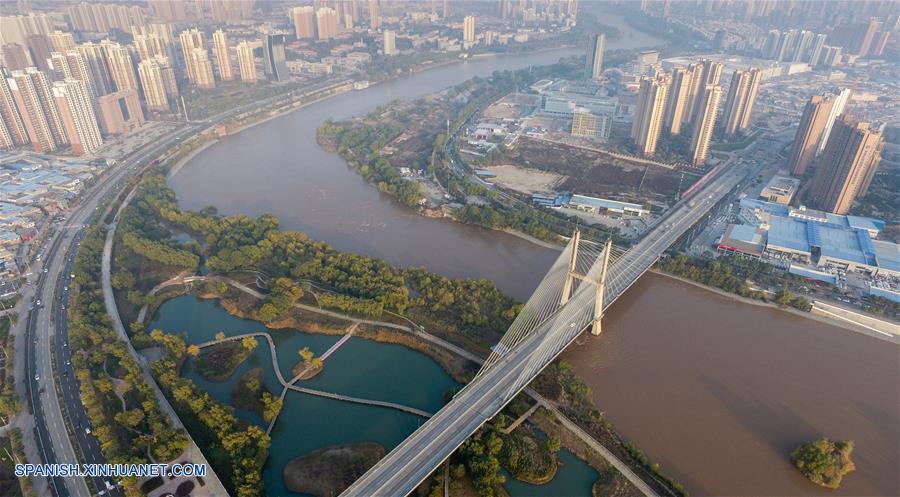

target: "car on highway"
[34,374,39,381]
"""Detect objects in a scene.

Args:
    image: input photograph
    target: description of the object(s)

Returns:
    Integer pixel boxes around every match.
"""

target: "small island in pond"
[283,443,385,497]
[194,338,255,382]
[791,438,856,489]
[292,346,324,380]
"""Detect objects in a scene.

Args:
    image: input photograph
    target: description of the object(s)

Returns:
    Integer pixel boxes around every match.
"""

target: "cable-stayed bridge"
[341,161,748,497]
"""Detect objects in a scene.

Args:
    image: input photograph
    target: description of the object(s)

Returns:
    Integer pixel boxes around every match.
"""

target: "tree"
[791,438,855,489]
[298,346,314,363]
[776,289,794,307]
[241,336,258,351]
[261,392,283,424]
[186,344,200,357]
[546,435,561,454]
[245,377,261,393]
[310,357,324,369]
[111,269,135,290]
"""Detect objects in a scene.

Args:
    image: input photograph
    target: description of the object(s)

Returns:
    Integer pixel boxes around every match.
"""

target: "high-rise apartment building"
[77,42,115,96]
[681,62,705,126]
[0,74,29,149]
[148,0,187,22]
[689,85,722,166]
[179,28,207,84]
[101,40,139,92]
[850,18,880,56]
[694,60,722,121]
[383,30,398,56]
[721,67,761,136]
[66,2,145,33]
[808,34,827,66]
[212,30,233,81]
[188,48,215,88]
[52,78,102,155]
[8,68,65,152]
[2,43,29,70]
[291,6,316,39]
[584,33,605,80]
[48,50,96,97]
[809,115,883,215]
[369,0,380,29]
[631,74,669,156]
[463,15,476,44]
[263,34,288,82]
[138,56,175,111]
[0,13,53,46]
[26,34,53,72]
[819,45,842,68]
[201,0,253,23]
[47,31,76,53]
[316,7,340,40]
[664,66,692,135]
[134,33,168,61]
[816,88,851,155]
[236,41,257,82]
[788,95,835,176]
[133,24,176,50]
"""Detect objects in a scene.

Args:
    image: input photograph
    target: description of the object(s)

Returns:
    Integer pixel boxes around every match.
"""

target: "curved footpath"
[194,332,432,419]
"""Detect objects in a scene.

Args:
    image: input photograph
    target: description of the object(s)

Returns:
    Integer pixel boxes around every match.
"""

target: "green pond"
[148,294,600,496]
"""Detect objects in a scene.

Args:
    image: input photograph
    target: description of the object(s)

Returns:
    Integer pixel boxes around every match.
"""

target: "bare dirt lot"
[484,164,566,194]
[482,93,541,119]
[501,138,686,203]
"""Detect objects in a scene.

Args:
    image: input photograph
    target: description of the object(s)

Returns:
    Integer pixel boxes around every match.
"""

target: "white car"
[85,427,91,434]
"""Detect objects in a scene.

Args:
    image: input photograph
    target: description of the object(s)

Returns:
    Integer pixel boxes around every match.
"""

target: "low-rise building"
[759,175,799,204]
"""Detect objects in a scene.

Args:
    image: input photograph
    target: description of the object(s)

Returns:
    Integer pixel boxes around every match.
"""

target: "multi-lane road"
[341,150,756,497]
[22,123,198,497]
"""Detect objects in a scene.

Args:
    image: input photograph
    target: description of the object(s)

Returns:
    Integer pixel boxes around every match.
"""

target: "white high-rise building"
[631,74,669,156]
[236,41,257,83]
[138,56,175,111]
[690,85,723,166]
[179,28,207,85]
[463,15,476,43]
[383,30,398,56]
[212,29,233,81]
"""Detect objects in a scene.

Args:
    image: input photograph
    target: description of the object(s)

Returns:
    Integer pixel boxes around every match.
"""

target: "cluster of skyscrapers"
[0,5,281,156]
[630,59,761,166]
[761,29,830,65]
[788,90,883,215]
[291,0,387,39]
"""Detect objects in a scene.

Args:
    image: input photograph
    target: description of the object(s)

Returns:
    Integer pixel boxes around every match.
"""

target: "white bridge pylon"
[475,230,619,386]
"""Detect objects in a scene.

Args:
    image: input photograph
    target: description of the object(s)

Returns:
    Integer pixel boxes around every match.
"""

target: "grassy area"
[283,443,385,497]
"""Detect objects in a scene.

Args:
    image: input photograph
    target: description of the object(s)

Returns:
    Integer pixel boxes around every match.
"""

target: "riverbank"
[651,270,899,343]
